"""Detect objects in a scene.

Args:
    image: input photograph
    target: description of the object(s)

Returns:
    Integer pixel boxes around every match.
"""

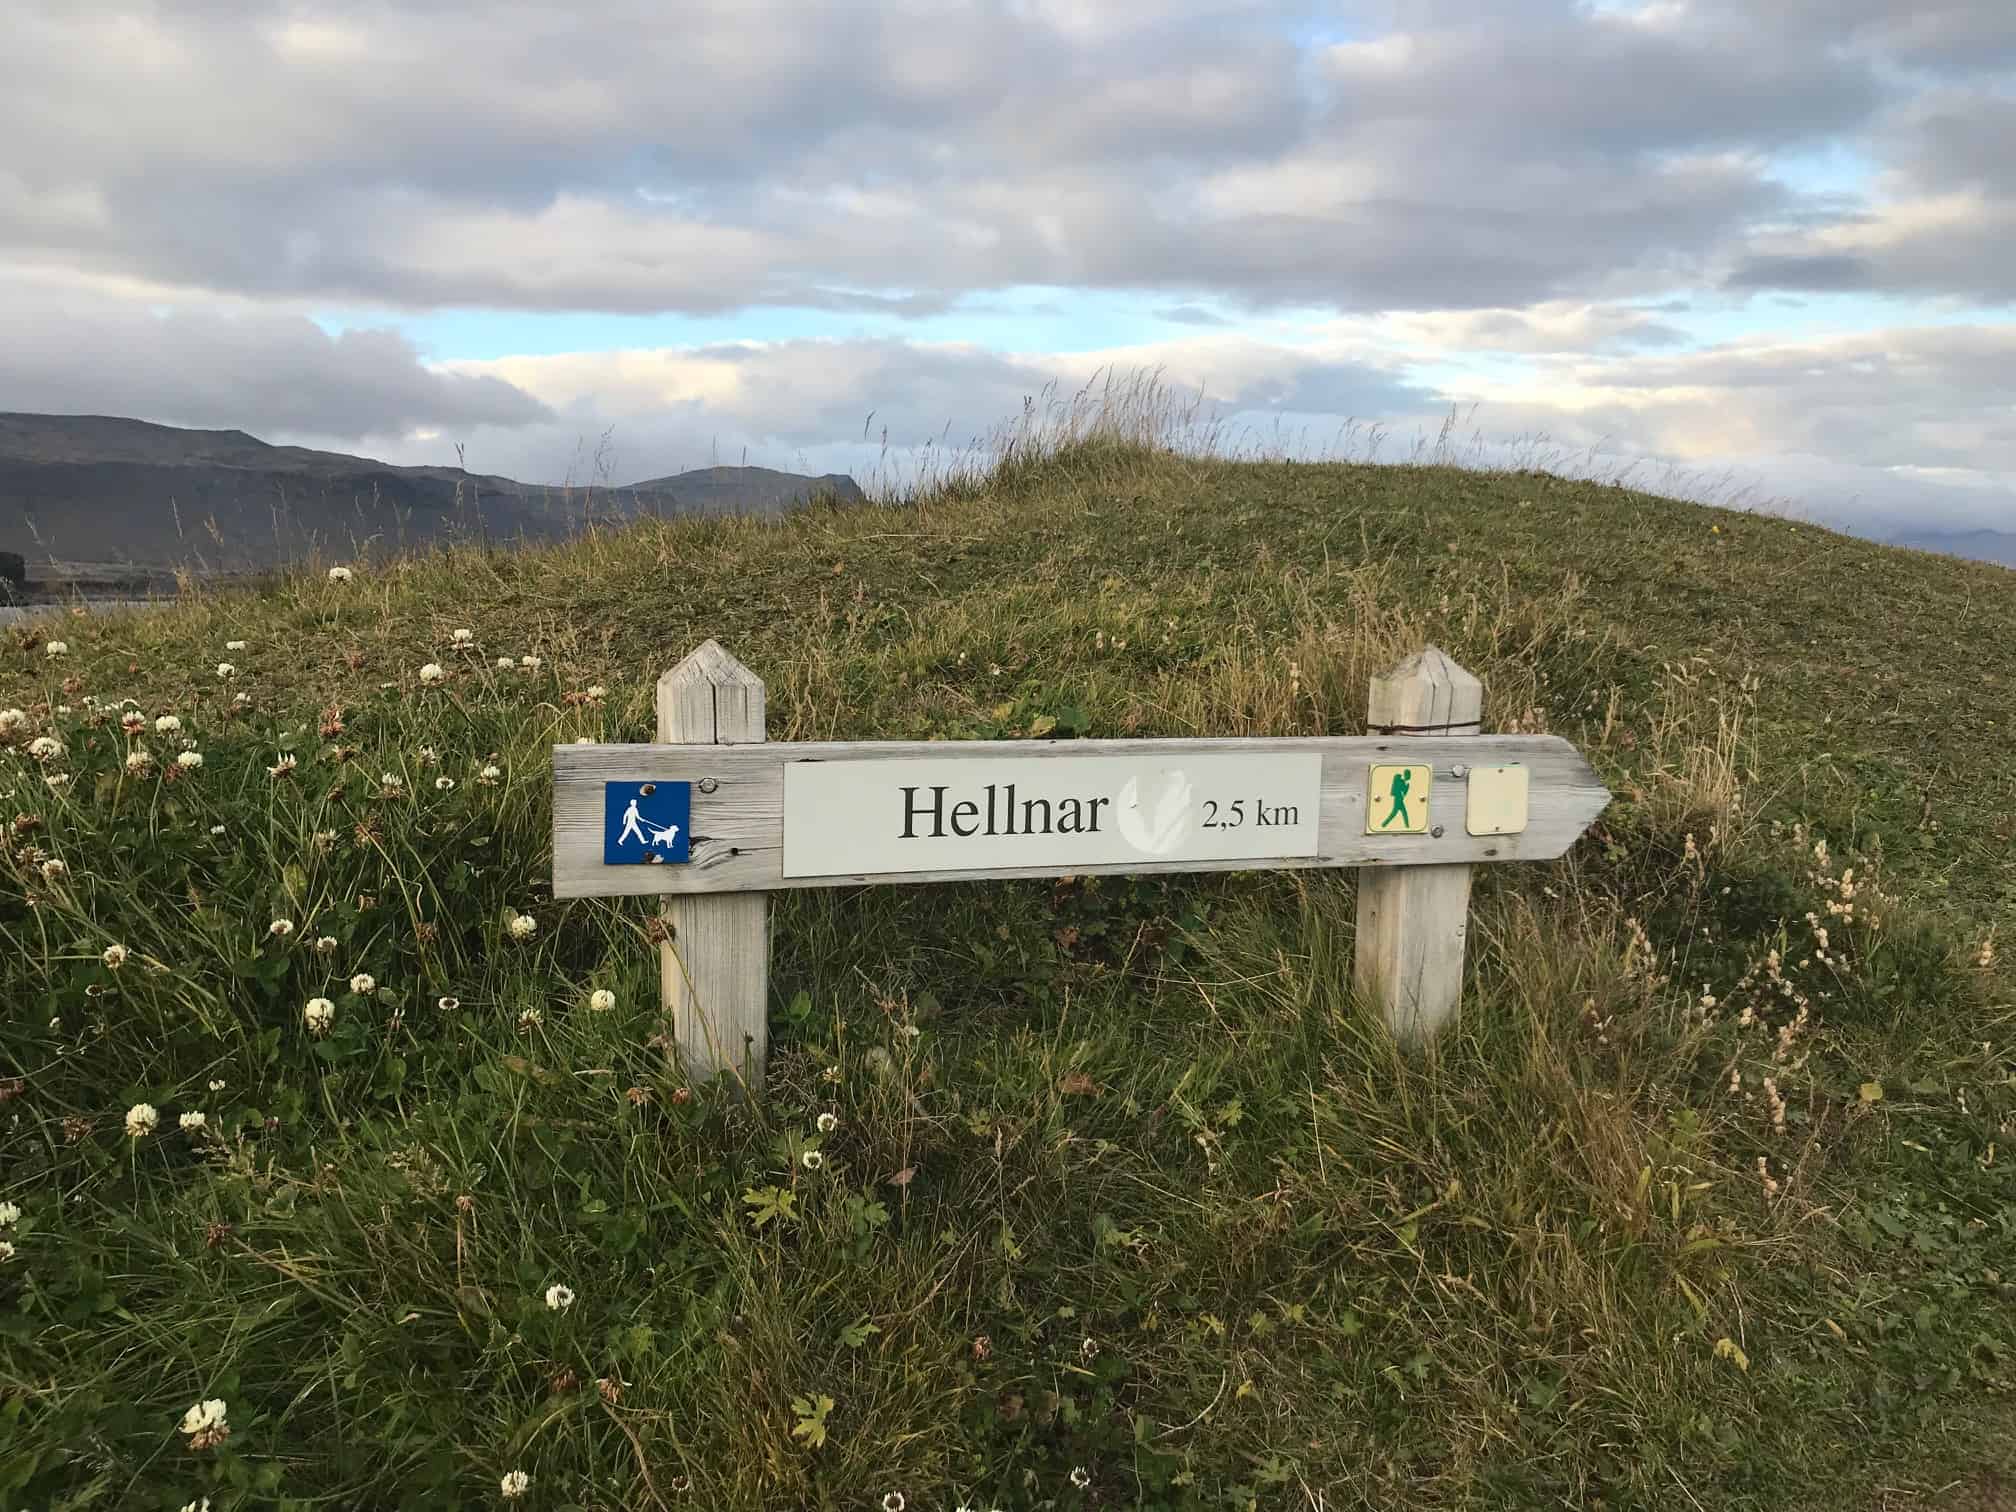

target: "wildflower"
[176,750,203,769]
[40,858,66,881]
[801,1149,824,1170]
[545,1283,576,1312]
[507,913,537,941]
[0,1240,14,1264]
[179,1397,230,1450]
[379,772,405,796]
[125,747,155,773]
[27,736,62,762]
[305,997,335,1034]
[416,745,439,766]
[44,773,70,790]
[268,753,298,777]
[314,935,338,955]
[225,639,248,651]
[327,565,353,582]
[437,995,460,1011]
[520,654,542,670]
[126,1102,159,1137]
[418,662,446,687]
[585,684,608,700]
[121,710,147,734]
[883,1496,906,1512]
[182,1499,211,1512]
[479,764,502,784]
[179,1111,207,1133]
[0,708,25,734]
[817,1112,839,1133]
[233,691,251,707]
[573,735,595,745]
[45,640,67,658]
[349,972,376,995]
[1981,936,1998,969]
[1070,1466,1091,1489]
[154,714,181,734]
[103,943,129,969]
[435,776,455,791]
[590,988,616,1011]
[0,1201,19,1226]
[500,1470,530,1499]
[517,1007,542,1032]
[208,1079,226,1092]
[216,663,235,679]
[210,824,226,835]
[450,628,475,646]
[495,656,515,670]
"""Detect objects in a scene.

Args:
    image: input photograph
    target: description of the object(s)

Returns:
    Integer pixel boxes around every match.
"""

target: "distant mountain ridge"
[0,412,864,586]
[1885,527,2016,569]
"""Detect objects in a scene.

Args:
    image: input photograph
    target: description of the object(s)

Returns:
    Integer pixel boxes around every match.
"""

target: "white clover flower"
[516,1007,542,1032]
[589,988,616,1011]
[801,1149,824,1170]
[154,714,182,734]
[519,654,542,670]
[500,1470,530,1499]
[585,684,608,700]
[328,565,353,582]
[304,997,335,1034]
[437,995,460,1011]
[349,972,376,995]
[882,1494,906,1512]
[314,935,338,954]
[418,663,447,686]
[380,771,404,792]
[269,918,294,938]
[40,858,67,881]
[45,640,68,658]
[225,639,248,651]
[209,824,226,835]
[1069,1466,1091,1489]
[545,1283,576,1311]
[450,628,475,645]
[177,750,203,769]
[27,736,62,762]
[572,736,595,745]
[0,707,26,733]
[415,746,439,766]
[178,1397,229,1448]
[121,710,147,734]
[0,1241,13,1264]
[435,776,456,791]
[182,1499,212,1512]
[816,1112,839,1134]
[125,747,155,773]
[125,1102,158,1136]
[45,772,71,789]
[507,913,537,941]
[0,1200,19,1226]
[495,656,515,670]
[179,1110,207,1133]
[208,1079,226,1092]
[216,663,235,679]
[268,752,298,777]
[103,943,129,969]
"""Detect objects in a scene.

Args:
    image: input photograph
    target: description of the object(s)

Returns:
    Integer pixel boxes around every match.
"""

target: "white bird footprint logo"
[1116,771,1193,854]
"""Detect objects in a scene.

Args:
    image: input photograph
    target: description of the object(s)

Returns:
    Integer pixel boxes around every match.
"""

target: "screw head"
[698,777,719,794]
[1431,825,1445,838]
[1451,763,1468,778]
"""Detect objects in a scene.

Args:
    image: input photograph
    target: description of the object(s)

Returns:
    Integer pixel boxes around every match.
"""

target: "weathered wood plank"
[1353,647,1483,1046]
[552,729,1609,898]
[655,640,769,1087]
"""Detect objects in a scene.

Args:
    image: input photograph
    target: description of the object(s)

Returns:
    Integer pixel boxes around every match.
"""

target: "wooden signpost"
[553,640,1612,1087]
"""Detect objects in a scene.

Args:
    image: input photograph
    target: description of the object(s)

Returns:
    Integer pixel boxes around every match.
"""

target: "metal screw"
[1451,763,1467,779]
[698,777,718,794]
[1431,825,1445,838]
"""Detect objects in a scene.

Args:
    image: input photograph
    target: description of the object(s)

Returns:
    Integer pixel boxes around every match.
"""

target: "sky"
[2,0,2013,542]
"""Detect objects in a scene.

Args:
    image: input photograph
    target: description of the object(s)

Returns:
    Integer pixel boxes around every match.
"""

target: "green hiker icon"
[1382,767,1413,828]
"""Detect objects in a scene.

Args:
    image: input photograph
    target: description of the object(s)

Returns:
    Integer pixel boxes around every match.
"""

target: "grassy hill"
[2,392,2012,1510]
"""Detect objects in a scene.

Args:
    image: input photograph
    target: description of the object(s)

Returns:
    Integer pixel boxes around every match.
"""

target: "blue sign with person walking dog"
[603,780,692,865]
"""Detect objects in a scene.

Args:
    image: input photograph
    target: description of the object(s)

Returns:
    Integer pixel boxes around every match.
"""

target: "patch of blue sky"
[310,286,1259,364]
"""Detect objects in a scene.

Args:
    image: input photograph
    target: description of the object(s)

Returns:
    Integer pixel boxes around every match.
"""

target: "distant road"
[0,600,163,625]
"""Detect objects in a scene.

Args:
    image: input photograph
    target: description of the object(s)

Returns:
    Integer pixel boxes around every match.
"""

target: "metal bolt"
[698,777,718,794]
[1431,825,1445,838]
[1451,763,1467,778]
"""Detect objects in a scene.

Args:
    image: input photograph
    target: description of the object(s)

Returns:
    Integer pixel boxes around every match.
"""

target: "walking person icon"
[1381,767,1413,829]
[617,796,648,847]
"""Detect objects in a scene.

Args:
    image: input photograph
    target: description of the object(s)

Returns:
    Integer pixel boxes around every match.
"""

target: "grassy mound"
[2,395,2013,1510]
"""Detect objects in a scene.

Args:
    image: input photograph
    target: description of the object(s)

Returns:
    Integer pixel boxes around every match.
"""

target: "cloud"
[0,276,549,439]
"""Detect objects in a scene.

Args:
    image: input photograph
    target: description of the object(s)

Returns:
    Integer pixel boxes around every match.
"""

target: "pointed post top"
[658,640,766,744]
[1366,644,1483,735]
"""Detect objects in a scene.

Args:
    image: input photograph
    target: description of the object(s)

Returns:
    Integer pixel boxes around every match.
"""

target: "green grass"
[2,384,2013,1510]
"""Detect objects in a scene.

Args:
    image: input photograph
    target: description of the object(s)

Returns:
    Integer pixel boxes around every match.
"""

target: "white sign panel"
[782,752,1324,880]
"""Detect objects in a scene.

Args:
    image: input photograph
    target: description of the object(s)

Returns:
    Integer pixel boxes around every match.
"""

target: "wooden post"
[1353,646,1483,1046]
[658,640,769,1087]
